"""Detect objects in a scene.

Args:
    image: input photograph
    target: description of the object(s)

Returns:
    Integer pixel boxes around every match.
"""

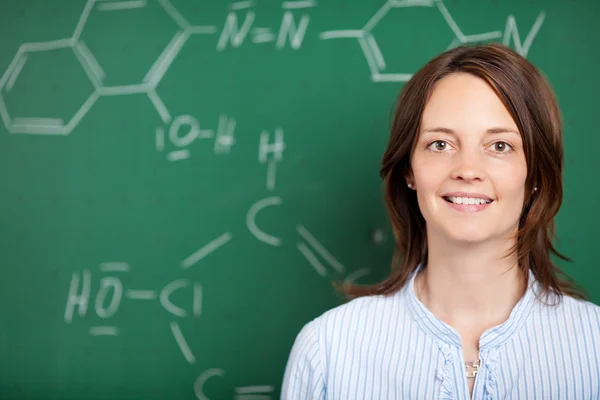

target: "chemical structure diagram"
[0,0,546,134]
[63,194,370,399]
[0,0,317,191]
[0,0,314,134]
[63,197,370,344]
[320,0,546,82]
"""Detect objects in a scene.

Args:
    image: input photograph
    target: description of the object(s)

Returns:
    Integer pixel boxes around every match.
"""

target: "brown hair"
[335,43,587,305]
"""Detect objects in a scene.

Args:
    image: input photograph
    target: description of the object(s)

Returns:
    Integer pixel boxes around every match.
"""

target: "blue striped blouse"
[281,264,600,399]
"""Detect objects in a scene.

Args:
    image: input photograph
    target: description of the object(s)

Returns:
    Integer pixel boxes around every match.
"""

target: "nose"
[449,147,486,183]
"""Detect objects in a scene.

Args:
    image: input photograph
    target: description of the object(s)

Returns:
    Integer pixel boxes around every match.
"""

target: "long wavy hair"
[336,43,587,305]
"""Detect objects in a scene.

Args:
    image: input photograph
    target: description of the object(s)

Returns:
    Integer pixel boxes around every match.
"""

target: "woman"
[281,43,600,399]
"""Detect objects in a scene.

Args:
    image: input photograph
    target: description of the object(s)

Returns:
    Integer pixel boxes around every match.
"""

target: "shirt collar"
[403,263,539,350]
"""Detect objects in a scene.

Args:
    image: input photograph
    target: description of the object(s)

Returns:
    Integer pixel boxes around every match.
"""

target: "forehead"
[421,72,519,133]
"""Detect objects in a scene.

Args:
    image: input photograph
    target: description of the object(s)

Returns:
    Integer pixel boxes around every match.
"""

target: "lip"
[441,192,494,213]
[441,192,493,201]
[442,192,493,213]
[444,200,492,213]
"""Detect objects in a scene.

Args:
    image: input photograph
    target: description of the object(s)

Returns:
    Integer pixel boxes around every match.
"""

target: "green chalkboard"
[0,0,598,399]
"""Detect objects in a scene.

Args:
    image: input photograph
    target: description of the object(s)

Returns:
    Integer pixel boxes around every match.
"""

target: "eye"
[492,141,513,153]
[428,140,450,152]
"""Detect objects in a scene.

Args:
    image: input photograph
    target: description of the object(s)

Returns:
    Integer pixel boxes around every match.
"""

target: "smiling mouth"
[442,196,493,205]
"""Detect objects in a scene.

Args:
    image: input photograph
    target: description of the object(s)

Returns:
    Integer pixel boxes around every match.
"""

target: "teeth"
[447,196,490,205]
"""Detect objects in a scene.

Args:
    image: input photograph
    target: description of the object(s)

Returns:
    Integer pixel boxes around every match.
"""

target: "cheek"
[412,156,447,189]
[489,159,527,198]
[489,167,527,219]
[411,156,450,217]
[414,179,445,219]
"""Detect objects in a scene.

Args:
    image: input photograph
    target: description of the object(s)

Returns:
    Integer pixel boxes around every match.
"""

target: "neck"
[416,231,528,330]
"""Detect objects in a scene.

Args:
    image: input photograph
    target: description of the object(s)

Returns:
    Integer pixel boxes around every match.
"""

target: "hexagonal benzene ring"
[361,0,502,82]
[80,0,182,88]
[0,41,98,135]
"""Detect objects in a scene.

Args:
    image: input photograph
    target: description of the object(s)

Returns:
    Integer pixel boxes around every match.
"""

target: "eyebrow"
[421,127,520,136]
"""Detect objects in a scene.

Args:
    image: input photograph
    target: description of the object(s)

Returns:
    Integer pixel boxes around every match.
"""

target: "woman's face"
[409,72,528,244]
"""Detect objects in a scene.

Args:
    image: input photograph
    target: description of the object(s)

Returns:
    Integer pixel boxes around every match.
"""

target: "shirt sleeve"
[281,319,326,400]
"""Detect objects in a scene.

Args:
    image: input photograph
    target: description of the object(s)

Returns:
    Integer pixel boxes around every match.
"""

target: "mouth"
[442,196,493,212]
[442,196,493,205]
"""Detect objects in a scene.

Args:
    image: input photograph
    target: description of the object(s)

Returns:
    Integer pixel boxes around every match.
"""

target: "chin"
[426,219,492,245]
[443,225,492,244]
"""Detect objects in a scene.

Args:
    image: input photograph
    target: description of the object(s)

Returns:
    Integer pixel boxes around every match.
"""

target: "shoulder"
[285,291,405,370]
[290,291,402,349]
[315,291,404,346]
[281,312,324,399]
[533,292,600,349]
[538,292,600,325]
[561,295,600,330]
[282,291,405,397]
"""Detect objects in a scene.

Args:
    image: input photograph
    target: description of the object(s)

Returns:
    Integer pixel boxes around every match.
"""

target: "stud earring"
[407,183,413,189]
[533,186,538,192]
